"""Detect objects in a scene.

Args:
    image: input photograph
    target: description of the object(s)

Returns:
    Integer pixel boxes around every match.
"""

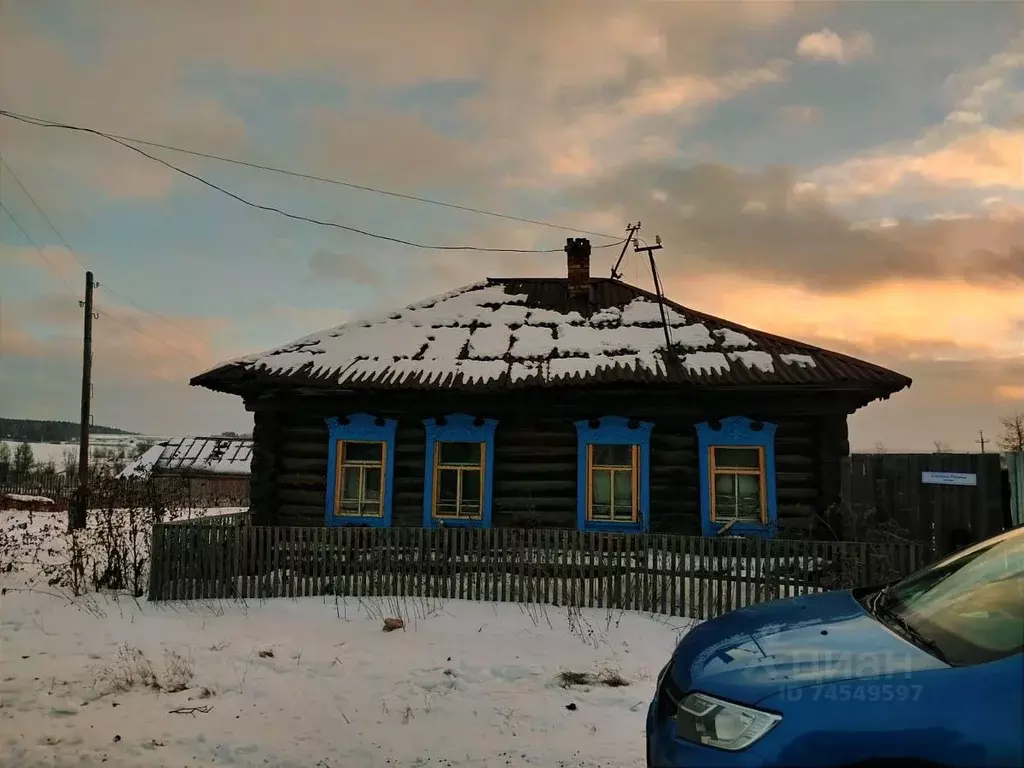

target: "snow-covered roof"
[119,437,253,479]
[192,278,911,395]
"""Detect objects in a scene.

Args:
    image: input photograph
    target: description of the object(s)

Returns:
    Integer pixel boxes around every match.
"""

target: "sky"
[0,0,1022,452]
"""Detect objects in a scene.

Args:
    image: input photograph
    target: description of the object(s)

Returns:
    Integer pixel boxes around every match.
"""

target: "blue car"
[646,525,1024,767]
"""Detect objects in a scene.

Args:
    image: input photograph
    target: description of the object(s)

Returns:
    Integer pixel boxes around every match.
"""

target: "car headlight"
[676,692,781,751]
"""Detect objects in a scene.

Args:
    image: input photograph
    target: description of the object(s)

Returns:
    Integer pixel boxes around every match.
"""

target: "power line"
[0,108,618,241]
[1,199,200,359]
[0,201,80,297]
[0,154,209,345]
[93,297,206,361]
[0,109,626,253]
[0,155,89,271]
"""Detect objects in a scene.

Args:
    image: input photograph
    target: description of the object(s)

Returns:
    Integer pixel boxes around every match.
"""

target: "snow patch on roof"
[780,353,817,368]
[682,351,730,375]
[713,328,756,348]
[727,350,776,373]
[119,443,164,479]
[118,438,253,478]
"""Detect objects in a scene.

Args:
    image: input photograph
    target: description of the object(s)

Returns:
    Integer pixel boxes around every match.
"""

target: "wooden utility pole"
[70,271,95,531]
[609,222,642,280]
[976,430,987,453]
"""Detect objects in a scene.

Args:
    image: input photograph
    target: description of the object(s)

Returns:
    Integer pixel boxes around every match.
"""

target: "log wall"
[248,388,859,537]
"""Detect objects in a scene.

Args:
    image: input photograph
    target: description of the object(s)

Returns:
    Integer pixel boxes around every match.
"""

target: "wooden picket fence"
[147,523,926,620]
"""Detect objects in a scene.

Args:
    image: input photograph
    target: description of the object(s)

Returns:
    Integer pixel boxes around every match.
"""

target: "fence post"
[837,455,853,540]
[148,523,164,600]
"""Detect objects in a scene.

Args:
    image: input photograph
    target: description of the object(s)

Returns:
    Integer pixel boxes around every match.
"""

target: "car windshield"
[871,526,1024,666]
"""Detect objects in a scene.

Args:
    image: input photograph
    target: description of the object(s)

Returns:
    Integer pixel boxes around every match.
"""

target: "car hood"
[670,590,948,705]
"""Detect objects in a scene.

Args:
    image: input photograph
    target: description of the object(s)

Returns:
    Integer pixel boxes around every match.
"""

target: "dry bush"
[557,670,592,688]
[95,645,160,693]
[557,665,630,689]
[93,644,195,695]
[1,469,241,598]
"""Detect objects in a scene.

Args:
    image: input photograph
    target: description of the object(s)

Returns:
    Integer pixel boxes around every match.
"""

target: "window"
[574,416,654,533]
[336,441,385,516]
[423,413,497,528]
[434,441,485,519]
[588,444,638,522]
[324,413,397,527]
[696,416,777,538]
[710,446,766,524]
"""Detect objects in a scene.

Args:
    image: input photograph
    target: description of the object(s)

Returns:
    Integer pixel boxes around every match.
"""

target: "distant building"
[119,437,252,506]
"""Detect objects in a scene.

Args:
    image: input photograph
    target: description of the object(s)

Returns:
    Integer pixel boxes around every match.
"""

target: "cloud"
[0,291,249,434]
[8,293,228,378]
[796,29,874,63]
[814,127,1024,199]
[306,248,382,285]
[843,348,1023,451]
[811,32,1024,201]
[569,161,1024,291]
[661,272,1022,357]
[777,105,821,126]
[996,385,1024,401]
[0,0,807,209]
[302,105,487,191]
[468,55,792,186]
[1,242,82,287]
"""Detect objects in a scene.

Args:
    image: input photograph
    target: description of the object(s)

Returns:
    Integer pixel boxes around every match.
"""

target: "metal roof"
[119,437,253,478]
[192,277,911,398]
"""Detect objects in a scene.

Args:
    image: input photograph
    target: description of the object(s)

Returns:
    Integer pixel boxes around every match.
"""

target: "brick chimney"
[565,237,591,299]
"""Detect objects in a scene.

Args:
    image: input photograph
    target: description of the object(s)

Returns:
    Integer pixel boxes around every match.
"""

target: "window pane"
[714,473,737,517]
[591,469,612,519]
[339,466,362,504]
[593,444,633,467]
[358,500,382,516]
[437,501,459,516]
[363,468,382,501]
[592,469,612,504]
[437,469,459,503]
[714,447,760,469]
[714,472,763,521]
[613,470,634,517]
[439,442,482,466]
[459,501,482,519]
[344,441,383,463]
[461,469,482,507]
[735,474,762,520]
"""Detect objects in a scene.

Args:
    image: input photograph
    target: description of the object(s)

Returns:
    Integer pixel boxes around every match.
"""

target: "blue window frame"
[324,413,397,528]
[574,416,654,533]
[696,416,778,538]
[422,413,498,529]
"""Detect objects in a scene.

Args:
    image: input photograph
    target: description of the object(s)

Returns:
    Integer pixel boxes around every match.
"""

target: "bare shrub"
[95,645,159,693]
[93,644,195,695]
[557,670,592,688]
[2,468,241,599]
[161,650,195,693]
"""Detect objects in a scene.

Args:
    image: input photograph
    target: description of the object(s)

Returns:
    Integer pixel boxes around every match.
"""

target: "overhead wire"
[0,109,627,253]
[0,201,80,298]
[1,108,621,241]
[0,154,209,358]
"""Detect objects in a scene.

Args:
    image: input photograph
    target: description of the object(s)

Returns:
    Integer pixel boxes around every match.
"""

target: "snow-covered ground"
[1,436,168,468]
[0,509,691,767]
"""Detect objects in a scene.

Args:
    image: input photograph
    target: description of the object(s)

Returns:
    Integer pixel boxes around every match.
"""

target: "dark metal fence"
[844,453,1009,557]
[148,524,925,620]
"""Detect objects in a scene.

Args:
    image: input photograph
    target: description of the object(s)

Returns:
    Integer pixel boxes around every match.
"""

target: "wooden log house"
[192,239,911,539]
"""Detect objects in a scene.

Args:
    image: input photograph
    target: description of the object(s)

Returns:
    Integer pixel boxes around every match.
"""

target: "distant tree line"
[0,418,133,443]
